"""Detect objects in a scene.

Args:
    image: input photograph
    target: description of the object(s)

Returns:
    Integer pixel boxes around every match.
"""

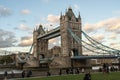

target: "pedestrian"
[66,68,69,74]
[84,72,91,80]
[22,70,25,78]
[106,63,109,74]
[47,71,51,76]
[4,70,8,80]
[27,70,32,77]
[103,63,107,73]
[11,70,14,78]
[75,68,79,74]
[29,70,32,77]
[82,68,85,73]
[59,69,62,75]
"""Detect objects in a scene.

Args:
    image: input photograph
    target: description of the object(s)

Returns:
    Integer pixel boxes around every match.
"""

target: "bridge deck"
[71,55,120,59]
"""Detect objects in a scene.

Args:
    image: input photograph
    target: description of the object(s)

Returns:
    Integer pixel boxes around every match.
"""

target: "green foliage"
[0,55,13,64]
[18,72,120,80]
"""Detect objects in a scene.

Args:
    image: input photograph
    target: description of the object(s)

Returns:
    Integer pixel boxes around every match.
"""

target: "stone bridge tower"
[60,7,82,56]
[60,7,82,67]
[33,25,48,59]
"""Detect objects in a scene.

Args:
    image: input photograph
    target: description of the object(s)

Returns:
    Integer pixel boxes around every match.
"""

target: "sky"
[0,0,120,54]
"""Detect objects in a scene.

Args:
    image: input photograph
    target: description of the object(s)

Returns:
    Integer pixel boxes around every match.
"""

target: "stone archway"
[72,48,79,56]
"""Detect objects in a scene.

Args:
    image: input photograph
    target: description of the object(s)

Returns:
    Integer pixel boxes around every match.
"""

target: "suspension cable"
[82,32,117,54]
[18,43,34,62]
[81,30,120,53]
[68,28,110,54]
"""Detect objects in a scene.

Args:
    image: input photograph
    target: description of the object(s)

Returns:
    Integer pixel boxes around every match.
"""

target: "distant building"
[90,59,118,65]
[48,46,61,57]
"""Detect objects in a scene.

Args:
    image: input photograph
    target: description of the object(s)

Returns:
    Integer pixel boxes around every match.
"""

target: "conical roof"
[66,7,75,19]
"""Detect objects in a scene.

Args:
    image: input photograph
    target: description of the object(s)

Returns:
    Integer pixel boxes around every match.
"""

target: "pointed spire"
[66,8,67,12]
[68,6,72,10]
[36,26,39,30]
[61,12,62,16]
[39,24,42,27]
[34,28,35,32]
[78,12,81,19]
[66,6,75,20]
[35,26,37,31]
[60,12,62,20]
[65,8,67,15]
[38,24,42,31]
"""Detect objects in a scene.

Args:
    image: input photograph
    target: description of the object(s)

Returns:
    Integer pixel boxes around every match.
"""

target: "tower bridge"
[17,7,120,69]
[32,7,82,68]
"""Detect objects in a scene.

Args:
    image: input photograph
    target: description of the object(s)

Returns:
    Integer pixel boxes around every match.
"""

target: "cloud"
[48,37,61,49]
[0,5,11,17]
[35,14,60,31]
[14,24,31,31]
[109,33,117,39]
[83,17,120,32]
[83,23,95,32]
[107,23,120,31]
[0,29,17,48]
[92,34,104,42]
[116,30,120,34]
[47,14,60,23]
[42,0,49,3]
[21,9,31,15]
[18,36,33,47]
[20,19,27,23]
[37,14,60,31]
[113,10,120,15]
[42,23,57,30]
[110,42,120,49]
[74,4,80,11]
[83,17,120,51]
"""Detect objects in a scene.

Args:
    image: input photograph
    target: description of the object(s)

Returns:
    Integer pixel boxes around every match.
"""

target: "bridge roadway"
[37,27,60,39]
[71,55,120,60]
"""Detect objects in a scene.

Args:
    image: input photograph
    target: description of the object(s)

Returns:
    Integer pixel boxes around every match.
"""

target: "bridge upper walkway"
[37,27,60,39]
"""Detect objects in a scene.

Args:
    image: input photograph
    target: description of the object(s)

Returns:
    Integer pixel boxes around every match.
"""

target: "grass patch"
[18,72,120,80]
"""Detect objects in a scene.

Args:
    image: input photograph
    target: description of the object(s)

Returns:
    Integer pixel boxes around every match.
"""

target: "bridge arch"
[72,48,79,56]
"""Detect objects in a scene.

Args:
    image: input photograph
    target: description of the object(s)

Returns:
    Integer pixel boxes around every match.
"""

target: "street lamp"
[118,57,120,71]
[4,51,7,65]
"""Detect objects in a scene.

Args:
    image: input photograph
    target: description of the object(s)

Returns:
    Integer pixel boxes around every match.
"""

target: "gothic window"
[68,17,71,21]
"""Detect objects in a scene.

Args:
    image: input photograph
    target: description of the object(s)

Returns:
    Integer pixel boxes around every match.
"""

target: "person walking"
[59,69,62,75]
[4,70,8,80]
[84,72,91,80]
[11,70,14,78]
[22,70,25,78]
[47,71,51,76]
[82,68,85,73]
[27,70,32,77]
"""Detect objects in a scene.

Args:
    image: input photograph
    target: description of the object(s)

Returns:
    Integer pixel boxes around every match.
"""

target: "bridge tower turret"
[60,7,82,67]
[33,25,48,58]
[33,26,39,58]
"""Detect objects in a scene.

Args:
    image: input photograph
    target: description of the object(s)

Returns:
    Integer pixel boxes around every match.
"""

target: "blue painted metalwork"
[71,55,120,59]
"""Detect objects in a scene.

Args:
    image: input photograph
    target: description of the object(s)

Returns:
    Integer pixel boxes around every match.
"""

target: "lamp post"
[116,51,120,71]
[118,57,120,71]
[4,51,7,65]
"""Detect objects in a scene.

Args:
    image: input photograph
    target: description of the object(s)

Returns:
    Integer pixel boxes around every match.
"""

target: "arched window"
[72,48,79,56]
